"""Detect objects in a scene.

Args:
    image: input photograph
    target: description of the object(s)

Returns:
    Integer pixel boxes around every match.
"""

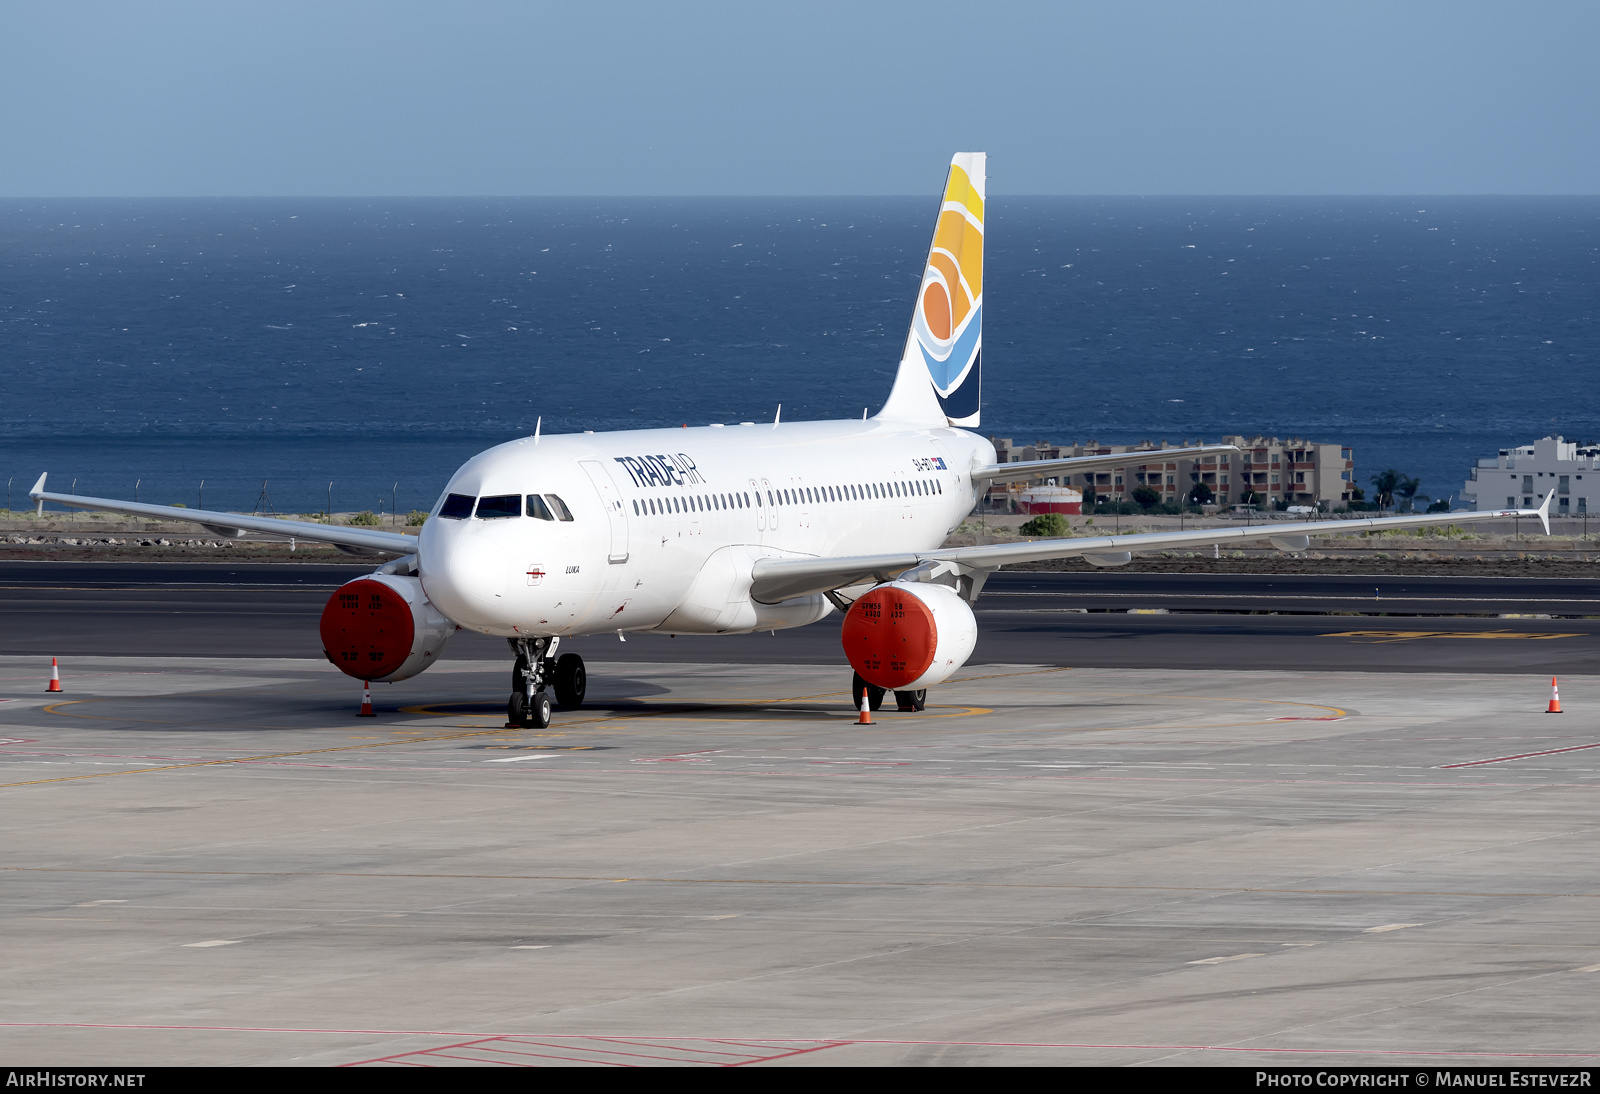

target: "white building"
[1462,436,1600,515]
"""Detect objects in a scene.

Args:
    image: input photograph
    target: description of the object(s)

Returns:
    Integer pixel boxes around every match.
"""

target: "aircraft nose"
[419,520,510,626]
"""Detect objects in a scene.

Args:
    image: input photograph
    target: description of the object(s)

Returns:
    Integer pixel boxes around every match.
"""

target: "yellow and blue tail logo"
[910,153,984,426]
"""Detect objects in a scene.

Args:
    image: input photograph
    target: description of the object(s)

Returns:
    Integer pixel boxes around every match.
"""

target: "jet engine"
[319,573,455,682]
[840,580,978,691]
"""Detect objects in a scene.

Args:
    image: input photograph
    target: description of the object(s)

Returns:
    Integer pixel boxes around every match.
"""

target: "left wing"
[749,493,1552,604]
[28,473,417,556]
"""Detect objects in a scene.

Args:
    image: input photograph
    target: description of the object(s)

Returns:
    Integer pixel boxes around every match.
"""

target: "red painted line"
[1443,741,1600,768]
[491,1039,739,1064]
[581,1037,767,1060]
[342,1035,502,1066]
[421,1050,539,1067]
[5,1023,1599,1060]
[728,1042,849,1066]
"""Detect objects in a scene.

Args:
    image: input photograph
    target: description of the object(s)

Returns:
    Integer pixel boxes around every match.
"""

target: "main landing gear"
[851,672,926,714]
[508,637,587,729]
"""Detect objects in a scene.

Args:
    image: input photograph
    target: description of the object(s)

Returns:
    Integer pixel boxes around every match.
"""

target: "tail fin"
[877,152,985,428]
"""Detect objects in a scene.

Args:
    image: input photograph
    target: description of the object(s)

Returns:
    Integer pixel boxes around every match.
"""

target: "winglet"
[1537,489,1553,535]
[29,472,46,518]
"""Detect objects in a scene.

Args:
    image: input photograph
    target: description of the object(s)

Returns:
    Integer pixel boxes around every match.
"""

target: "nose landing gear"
[507,637,587,729]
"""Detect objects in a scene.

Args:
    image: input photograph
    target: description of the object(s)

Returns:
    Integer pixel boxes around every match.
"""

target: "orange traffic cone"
[45,658,61,693]
[856,688,872,725]
[1547,676,1563,714]
[358,681,375,717]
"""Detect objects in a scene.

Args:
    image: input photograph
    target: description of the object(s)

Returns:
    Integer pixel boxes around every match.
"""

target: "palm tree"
[1369,469,1420,512]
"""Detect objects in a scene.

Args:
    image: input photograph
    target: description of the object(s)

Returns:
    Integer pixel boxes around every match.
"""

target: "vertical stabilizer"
[877,152,985,427]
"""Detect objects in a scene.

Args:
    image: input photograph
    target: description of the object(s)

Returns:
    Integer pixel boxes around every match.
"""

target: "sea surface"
[2,197,1597,515]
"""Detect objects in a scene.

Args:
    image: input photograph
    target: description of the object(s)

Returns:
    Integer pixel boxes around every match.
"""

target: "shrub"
[1019,513,1070,538]
[1132,486,1161,510]
[406,510,429,526]
[348,510,382,526]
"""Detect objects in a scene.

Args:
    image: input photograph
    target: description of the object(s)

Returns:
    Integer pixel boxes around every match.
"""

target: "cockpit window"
[545,494,574,521]
[439,493,475,520]
[476,494,522,519]
[526,494,554,521]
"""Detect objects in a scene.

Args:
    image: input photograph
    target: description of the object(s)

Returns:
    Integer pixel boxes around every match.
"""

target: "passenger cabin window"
[546,495,574,521]
[439,493,475,520]
[524,495,554,520]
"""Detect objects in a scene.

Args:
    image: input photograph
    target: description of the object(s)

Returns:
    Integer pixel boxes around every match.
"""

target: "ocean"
[2,196,1596,515]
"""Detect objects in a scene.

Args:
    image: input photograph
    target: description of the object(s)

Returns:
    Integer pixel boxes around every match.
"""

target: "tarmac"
[4,653,1600,1066]
[7,561,1600,674]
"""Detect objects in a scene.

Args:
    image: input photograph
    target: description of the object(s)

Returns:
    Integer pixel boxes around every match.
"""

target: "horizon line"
[3,192,1599,201]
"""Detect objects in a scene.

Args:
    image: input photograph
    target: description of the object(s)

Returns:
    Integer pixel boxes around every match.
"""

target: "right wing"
[972,444,1240,484]
[28,473,417,556]
[749,494,1552,604]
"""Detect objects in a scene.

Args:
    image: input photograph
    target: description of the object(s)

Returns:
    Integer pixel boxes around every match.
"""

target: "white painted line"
[1573,963,1600,973]
[1188,953,1267,965]
[1364,923,1423,933]
[183,940,241,948]
[511,945,549,949]
[486,753,559,763]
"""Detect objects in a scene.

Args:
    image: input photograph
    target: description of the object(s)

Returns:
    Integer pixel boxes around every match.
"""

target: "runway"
[3,561,1598,674]
[4,655,1599,1065]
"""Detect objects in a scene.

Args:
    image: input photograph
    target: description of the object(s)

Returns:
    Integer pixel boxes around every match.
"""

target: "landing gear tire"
[851,671,886,712]
[529,689,552,729]
[508,688,553,729]
[893,689,927,712]
[553,653,587,709]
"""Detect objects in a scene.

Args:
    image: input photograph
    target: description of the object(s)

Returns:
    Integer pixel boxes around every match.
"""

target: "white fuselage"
[417,419,994,638]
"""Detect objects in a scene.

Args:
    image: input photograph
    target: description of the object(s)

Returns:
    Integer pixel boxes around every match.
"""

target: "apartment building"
[1461,435,1600,515]
[986,435,1356,510]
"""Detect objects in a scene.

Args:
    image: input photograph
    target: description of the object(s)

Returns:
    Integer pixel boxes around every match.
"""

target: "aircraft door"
[748,478,765,532]
[579,460,630,564]
[761,478,778,533]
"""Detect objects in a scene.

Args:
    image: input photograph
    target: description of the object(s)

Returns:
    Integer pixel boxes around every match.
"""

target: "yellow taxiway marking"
[1322,630,1584,644]
[15,685,989,788]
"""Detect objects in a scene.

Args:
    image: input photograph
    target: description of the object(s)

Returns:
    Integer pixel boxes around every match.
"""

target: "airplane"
[29,153,1552,729]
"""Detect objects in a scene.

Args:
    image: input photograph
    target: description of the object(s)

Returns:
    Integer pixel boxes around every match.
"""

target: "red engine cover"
[840,585,937,689]
[320,578,417,680]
